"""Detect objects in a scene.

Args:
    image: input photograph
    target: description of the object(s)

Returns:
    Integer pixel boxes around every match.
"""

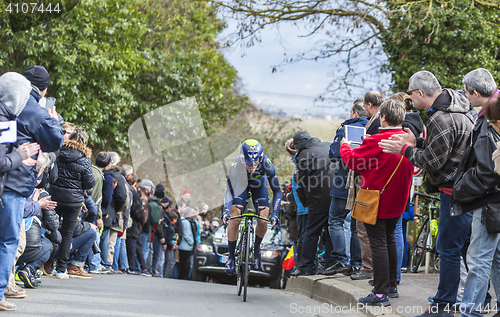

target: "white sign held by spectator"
[0,121,17,143]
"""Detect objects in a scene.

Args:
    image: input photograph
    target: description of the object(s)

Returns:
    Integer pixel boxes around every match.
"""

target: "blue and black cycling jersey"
[223,154,282,218]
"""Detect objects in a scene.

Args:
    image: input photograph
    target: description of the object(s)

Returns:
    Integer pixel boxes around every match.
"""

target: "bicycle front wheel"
[243,226,251,302]
[236,232,245,296]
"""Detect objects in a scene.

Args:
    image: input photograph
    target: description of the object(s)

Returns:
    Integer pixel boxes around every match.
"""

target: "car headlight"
[197,244,213,253]
[262,250,279,258]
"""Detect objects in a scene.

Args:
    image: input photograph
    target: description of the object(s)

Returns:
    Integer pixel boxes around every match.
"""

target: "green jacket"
[147,196,161,240]
[91,165,104,218]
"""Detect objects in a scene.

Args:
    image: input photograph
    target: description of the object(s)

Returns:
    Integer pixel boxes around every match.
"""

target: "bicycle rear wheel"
[410,218,429,273]
[243,226,251,302]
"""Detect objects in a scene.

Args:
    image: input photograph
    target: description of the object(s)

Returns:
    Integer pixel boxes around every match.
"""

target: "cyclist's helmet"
[240,139,263,166]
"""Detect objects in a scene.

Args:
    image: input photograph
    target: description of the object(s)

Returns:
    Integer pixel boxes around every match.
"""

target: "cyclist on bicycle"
[222,139,281,274]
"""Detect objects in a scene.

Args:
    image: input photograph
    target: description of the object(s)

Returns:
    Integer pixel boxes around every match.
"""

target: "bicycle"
[229,199,269,302]
[409,192,440,274]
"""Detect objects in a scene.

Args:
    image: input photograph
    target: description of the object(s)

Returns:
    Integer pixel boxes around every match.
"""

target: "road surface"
[10,274,367,317]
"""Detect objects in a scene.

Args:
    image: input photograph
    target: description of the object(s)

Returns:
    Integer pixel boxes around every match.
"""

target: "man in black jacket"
[450,69,499,317]
[125,173,148,275]
[104,166,127,269]
[291,131,337,276]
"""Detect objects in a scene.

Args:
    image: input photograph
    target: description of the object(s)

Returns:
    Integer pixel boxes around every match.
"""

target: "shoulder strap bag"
[351,156,404,225]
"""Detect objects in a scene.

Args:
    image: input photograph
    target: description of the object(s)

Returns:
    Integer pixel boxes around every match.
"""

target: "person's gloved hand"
[222,210,230,225]
[269,214,279,227]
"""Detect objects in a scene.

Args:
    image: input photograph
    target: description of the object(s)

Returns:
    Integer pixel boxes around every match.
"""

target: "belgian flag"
[281,246,295,270]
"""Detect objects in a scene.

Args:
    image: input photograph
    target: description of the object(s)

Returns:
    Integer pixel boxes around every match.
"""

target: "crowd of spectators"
[0,66,218,312]
[284,68,500,317]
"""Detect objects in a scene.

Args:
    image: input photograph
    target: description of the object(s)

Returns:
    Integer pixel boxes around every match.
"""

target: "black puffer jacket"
[49,140,95,204]
[295,136,337,214]
[25,191,61,253]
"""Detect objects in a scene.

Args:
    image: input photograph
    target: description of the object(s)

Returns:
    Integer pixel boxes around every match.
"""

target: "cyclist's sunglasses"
[241,155,262,167]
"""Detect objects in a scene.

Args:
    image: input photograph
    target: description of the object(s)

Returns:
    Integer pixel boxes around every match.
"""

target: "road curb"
[286,276,402,317]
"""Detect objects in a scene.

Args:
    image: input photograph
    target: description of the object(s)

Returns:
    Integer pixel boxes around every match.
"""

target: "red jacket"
[340,128,413,219]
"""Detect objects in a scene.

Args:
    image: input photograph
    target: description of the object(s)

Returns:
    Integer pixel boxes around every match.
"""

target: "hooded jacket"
[49,140,95,204]
[329,116,369,199]
[0,73,32,197]
[4,87,64,197]
[403,89,475,189]
[178,216,195,251]
[294,134,337,214]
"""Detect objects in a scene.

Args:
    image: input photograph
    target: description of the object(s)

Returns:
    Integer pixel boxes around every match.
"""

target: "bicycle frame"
[229,200,269,302]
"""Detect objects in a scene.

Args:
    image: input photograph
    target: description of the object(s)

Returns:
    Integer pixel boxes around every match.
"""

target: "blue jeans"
[433,192,472,306]
[164,249,176,278]
[402,219,409,267]
[344,212,351,261]
[51,228,96,268]
[88,229,102,271]
[0,191,26,301]
[394,216,404,282]
[112,237,129,270]
[152,234,165,277]
[140,232,150,270]
[100,227,111,267]
[18,236,53,271]
[71,228,96,267]
[296,214,308,265]
[460,208,500,317]
[328,197,361,267]
[292,241,298,262]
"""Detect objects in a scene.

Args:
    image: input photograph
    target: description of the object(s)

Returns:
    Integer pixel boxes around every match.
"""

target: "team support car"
[192,222,292,289]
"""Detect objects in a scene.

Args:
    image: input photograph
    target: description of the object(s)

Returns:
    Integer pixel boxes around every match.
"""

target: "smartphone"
[345,125,366,148]
[45,97,56,110]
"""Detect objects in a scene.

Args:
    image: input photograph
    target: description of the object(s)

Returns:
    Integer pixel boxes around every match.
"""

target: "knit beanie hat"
[95,152,112,168]
[23,65,50,91]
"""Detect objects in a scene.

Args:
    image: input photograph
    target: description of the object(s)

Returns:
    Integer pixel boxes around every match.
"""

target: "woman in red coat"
[340,99,413,307]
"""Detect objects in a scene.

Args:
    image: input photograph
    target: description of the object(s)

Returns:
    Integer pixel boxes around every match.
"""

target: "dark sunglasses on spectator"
[406,89,419,95]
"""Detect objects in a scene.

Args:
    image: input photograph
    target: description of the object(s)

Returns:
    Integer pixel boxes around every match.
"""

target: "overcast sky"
[219,20,392,119]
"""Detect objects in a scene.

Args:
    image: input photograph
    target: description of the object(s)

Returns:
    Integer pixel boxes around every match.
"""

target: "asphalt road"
[9,274,367,317]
